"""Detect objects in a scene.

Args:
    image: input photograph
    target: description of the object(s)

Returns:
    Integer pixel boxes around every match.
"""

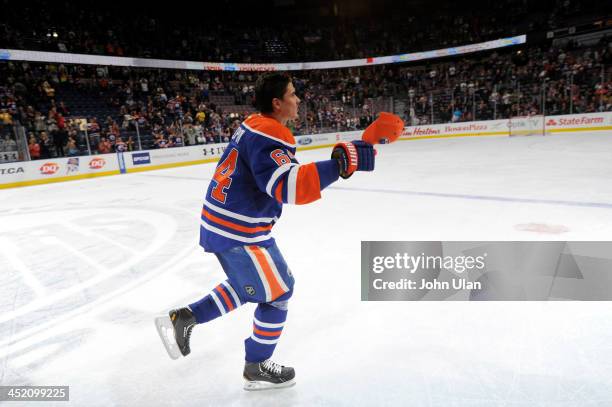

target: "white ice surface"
[1,133,612,406]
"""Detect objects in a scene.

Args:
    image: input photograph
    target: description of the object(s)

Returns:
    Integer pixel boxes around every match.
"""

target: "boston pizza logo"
[89,157,106,170]
[40,162,59,175]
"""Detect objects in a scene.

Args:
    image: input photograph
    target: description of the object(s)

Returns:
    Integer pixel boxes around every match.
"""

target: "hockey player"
[156,72,377,390]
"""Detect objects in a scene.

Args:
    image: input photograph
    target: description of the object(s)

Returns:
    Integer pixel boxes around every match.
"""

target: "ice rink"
[2,133,612,406]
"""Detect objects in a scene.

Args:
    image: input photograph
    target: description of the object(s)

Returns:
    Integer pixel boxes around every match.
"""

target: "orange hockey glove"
[361,112,405,145]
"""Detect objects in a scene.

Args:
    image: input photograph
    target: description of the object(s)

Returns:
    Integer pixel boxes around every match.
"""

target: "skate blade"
[154,315,181,360]
[243,379,296,391]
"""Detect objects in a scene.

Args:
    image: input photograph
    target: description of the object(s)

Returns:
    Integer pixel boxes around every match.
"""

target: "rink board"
[2,112,611,189]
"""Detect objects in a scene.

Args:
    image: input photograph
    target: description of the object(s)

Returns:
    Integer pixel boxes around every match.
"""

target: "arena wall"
[1,112,611,189]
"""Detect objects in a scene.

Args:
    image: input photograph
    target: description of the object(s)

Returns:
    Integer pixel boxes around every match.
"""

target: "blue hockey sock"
[189,279,243,324]
[244,300,288,363]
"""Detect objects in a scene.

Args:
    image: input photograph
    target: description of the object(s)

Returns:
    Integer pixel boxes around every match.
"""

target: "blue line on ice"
[329,186,612,209]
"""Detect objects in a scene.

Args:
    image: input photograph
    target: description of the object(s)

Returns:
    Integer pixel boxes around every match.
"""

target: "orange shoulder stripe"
[244,114,296,147]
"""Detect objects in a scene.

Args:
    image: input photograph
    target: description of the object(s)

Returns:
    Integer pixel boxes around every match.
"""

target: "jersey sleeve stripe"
[286,165,299,204]
[202,208,273,234]
[265,163,295,197]
[295,163,322,205]
[274,179,284,203]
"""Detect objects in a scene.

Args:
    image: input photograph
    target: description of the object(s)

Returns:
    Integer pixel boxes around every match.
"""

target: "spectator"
[184,123,197,145]
[126,136,135,151]
[53,128,68,157]
[34,111,47,133]
[42,81,55,98]
[39,132,52,159]
[66,137,79,156]
[3,136,17,152]
[98,137,112,154]
[0,109,12,124]
[58,101,71,116]
[171,132,184,148]
[452,107,462,122]
[195,109,206,124]
[115,137,127,152]
[28,134,41,159]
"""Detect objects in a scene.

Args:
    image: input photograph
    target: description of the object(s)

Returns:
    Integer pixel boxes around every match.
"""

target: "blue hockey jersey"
[200,114,339,253]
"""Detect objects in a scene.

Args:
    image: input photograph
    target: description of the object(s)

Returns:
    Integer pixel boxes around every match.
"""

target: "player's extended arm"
[262,157,340,205]
[332,112,404,179]
[254,112,404,203]
[251,138,340,206]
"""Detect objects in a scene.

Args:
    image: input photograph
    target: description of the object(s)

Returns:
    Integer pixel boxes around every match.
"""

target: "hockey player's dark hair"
[254,73,292,114]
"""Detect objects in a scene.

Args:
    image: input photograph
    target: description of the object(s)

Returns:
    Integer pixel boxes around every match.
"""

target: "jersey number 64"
[211,148,239,204]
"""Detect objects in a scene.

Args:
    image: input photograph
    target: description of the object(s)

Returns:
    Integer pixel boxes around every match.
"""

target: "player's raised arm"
[244,72,384,204]
[248,134,342,205]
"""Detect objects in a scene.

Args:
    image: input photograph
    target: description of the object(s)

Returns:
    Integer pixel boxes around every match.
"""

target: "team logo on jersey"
[245,286,256,296]
[89,157,106,169]
[40,162,59,175]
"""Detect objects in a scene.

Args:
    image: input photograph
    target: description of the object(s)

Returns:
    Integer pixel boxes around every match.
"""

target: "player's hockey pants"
[189,242,294,362]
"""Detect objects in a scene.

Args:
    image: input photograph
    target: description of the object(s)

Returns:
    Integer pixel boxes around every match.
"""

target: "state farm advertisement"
[545,112,612,131]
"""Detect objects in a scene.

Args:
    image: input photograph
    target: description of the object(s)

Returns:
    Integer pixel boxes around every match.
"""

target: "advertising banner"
[0,153,119,188]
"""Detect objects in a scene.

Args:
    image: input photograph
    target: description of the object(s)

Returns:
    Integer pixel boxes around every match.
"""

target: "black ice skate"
[243,359,296,391]
[154,307,196,360]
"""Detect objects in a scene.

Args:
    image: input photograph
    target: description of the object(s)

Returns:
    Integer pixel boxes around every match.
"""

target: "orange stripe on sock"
[248,246,285,300]
[202,208,272,234]
[253,325,283,337]
[216,285,234,311]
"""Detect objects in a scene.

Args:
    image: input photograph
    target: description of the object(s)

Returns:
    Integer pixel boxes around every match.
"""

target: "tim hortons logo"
[40,162,59,175]
[89,158,106,169]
